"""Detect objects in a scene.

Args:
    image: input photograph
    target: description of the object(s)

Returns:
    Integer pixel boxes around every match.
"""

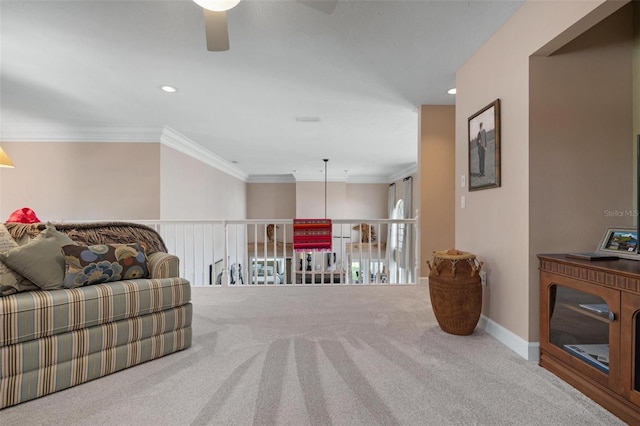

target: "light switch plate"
[461,174,466,188]
[460,195,466,209]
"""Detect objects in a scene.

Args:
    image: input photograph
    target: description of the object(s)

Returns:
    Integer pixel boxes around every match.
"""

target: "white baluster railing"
[136,218,418,287]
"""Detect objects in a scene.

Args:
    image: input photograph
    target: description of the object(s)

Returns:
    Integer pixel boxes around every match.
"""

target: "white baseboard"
[421,279,537,361]
[477,315,539,362]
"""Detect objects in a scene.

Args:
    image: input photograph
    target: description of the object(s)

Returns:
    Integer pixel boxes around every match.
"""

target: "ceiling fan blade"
[297,0,338,15]
[203,9,229,52]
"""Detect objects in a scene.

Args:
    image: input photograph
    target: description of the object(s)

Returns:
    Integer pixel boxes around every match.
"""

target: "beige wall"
[247,181,387,220]
[344,183,388,219]
[160,145,246,220]
[247,183,296,219]
[419,106,455,273]
[295,181,346,218]
[529,4,634,339]
[0,142,250,222]
[0,142,160,221]
[294,181,388,219]
[456,0,625,343]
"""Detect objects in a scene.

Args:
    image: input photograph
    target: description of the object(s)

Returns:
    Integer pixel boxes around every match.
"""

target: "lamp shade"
[0,147,15,168]
[193,0,240,12]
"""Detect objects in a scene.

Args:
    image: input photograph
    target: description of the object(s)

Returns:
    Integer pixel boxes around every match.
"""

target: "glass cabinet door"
[621,293,640,403]
[548,283,620,384]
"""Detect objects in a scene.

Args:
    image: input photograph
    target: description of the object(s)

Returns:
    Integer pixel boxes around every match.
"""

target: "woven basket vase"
[427,250,483,336]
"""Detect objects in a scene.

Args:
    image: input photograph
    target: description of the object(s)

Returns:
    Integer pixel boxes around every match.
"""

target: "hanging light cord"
[323,159,329,218]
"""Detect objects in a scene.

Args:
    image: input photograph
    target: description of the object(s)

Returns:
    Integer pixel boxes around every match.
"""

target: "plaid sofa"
[0,225,192,409]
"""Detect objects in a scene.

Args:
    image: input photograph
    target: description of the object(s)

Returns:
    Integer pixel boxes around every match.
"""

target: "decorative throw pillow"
[0,223,74,291]
[0,223,39,296]
[62,243,149,288]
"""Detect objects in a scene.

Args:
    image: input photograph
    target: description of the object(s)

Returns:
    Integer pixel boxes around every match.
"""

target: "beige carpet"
[1,285,623,425]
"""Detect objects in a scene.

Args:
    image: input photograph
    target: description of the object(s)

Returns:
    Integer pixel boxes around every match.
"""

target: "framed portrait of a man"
[468,99,501,191]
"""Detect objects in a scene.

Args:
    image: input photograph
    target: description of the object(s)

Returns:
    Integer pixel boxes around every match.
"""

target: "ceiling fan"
[194,0,338,52]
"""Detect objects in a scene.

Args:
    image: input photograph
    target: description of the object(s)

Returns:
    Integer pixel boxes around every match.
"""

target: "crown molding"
[346,175,395,184]
[387,163,417,183]
[292,172,349,182]
[160,126,248,182]
[0,124,412,184]
[246,174,297,183]
[291,170,415,184]
[248,173,395,184]
[0,125,163,142]
[0,124,249,182]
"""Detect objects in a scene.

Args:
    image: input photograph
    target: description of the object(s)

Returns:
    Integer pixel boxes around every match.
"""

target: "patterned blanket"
[5,221,168,254]
[293,218,332,252]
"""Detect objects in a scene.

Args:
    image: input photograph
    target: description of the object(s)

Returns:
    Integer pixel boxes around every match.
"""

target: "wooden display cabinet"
[539,254,640,423]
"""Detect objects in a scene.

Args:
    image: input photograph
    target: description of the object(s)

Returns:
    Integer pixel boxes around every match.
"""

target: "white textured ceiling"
[0,0,523,182]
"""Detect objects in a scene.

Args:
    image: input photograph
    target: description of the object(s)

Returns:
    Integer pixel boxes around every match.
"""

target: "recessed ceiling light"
[447,88,457,95]
[160,85,178,93]
[295,116,320,123]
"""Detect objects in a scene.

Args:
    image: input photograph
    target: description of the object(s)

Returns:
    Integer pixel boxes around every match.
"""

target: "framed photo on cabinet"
[468,99,501,191]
